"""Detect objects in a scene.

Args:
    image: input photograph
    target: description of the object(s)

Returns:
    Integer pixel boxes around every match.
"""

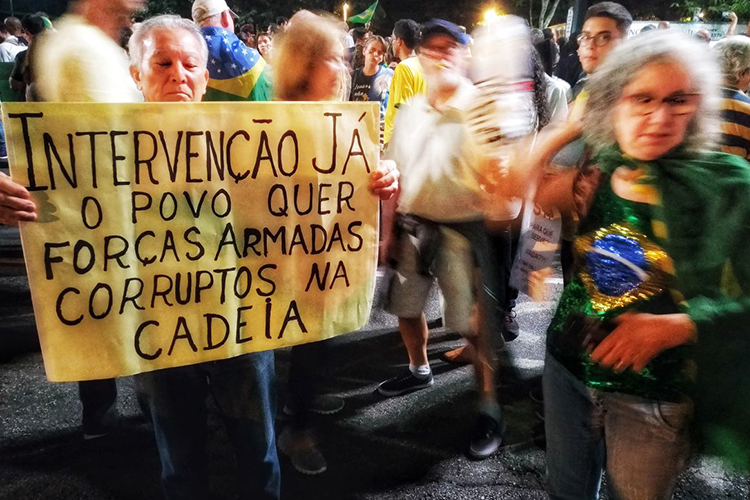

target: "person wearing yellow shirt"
[383,19,426,145]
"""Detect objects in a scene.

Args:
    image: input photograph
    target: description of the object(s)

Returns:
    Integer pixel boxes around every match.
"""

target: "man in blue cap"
[379,19,506,459]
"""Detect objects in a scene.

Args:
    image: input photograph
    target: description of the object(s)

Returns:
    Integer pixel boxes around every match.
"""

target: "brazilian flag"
[348,1,379,24]
[201,27,272,102]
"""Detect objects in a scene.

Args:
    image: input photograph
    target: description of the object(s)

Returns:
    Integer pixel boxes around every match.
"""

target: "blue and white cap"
[420,19,470,46]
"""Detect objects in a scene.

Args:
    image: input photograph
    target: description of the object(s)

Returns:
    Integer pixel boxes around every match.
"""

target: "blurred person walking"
[378,19,506,460]
[31,0,145,441]
[272,11,399,475]
[499,30,750,500]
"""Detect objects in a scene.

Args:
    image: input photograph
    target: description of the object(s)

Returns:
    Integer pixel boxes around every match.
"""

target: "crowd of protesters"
[1,0,750,499]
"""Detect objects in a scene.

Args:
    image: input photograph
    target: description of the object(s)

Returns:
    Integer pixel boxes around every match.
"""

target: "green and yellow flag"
[348,0,379,24]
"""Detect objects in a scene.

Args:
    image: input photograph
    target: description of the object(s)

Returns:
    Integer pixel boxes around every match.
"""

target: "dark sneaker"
[277,427,327,475]
[283,395,345,416]
[377,370,433,397]
[502,311,520,342]
[468,413,506,460]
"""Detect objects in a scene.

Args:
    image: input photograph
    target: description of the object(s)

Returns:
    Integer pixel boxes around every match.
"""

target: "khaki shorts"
[385,225,478,336]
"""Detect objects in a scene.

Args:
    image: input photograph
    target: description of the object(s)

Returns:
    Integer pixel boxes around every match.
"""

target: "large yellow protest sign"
[3,102,380,382]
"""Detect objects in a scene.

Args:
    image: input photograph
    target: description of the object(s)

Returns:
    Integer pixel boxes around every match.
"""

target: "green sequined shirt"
[546,163,692,402]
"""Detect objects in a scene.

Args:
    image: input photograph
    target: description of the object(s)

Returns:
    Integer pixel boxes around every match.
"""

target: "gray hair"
[713,36,750,87]
[129,15,208,70]
[584,30,721,153]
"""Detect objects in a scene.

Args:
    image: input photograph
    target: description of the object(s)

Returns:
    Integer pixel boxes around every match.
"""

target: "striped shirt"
[719,87,750,160]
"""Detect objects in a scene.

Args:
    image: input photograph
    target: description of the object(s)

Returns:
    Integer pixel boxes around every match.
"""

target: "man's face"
[419,33,464,90]
[391,34,402,54]
[131,28,209,103]
[257,35,272,59]
[577,16,622,74]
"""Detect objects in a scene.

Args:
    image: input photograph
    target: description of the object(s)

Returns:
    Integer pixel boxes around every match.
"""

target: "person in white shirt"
[0,23,25,62]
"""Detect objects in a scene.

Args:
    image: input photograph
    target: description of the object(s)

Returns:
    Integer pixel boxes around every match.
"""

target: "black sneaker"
[277,427,327,475]
[502,311,520,342]
[377,369,433,397]
[283,395,345,416]
[468,413,506,460]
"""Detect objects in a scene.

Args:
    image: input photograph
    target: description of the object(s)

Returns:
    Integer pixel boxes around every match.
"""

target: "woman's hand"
[590,312,696,373]
[369,159,399,200]
[0,171,36,225]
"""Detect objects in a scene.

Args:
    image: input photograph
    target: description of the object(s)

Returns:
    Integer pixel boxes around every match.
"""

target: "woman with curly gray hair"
[498,30,750,499]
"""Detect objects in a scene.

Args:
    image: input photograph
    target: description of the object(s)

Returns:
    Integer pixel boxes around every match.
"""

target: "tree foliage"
[507,0,571,28]
[670,0,750,19]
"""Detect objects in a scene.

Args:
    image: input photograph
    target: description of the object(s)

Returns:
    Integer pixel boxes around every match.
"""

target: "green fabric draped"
[595,146,750,471]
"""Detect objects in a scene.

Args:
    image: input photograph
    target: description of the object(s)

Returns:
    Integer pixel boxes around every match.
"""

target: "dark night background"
[0,0,745,35]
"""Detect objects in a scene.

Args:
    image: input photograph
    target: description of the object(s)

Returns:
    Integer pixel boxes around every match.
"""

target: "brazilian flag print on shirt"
[201,27,272,102]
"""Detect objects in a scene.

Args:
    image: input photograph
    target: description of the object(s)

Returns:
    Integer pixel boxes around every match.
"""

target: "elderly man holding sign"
[0,14,398,500]
[125,16,280,500]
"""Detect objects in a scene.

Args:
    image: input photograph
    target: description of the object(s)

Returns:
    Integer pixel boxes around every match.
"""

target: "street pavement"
[0,269,748,500]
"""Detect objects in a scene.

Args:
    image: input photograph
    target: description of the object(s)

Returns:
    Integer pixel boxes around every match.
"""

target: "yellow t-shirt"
[383,56,427,144]
[568,89,588,123]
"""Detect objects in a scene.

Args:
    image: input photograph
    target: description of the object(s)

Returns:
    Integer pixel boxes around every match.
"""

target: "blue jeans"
[543,353,692,500]
[135,352,280,500]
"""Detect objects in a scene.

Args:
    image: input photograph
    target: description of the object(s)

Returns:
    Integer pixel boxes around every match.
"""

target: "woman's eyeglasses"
[621,93,701,116]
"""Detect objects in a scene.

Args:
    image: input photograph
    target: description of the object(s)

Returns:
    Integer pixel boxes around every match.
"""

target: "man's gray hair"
[713,36,750,88]
[129,15,208,70]
[584,30,721,153]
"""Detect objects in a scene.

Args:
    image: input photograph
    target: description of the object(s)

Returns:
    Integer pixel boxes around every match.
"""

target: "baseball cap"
[191,0,238,24]
[421,19,470,46]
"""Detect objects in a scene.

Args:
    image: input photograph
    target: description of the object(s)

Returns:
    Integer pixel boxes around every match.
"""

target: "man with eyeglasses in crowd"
[553,2,632,165]
[531,2,633,288]
[573,2,631,101]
